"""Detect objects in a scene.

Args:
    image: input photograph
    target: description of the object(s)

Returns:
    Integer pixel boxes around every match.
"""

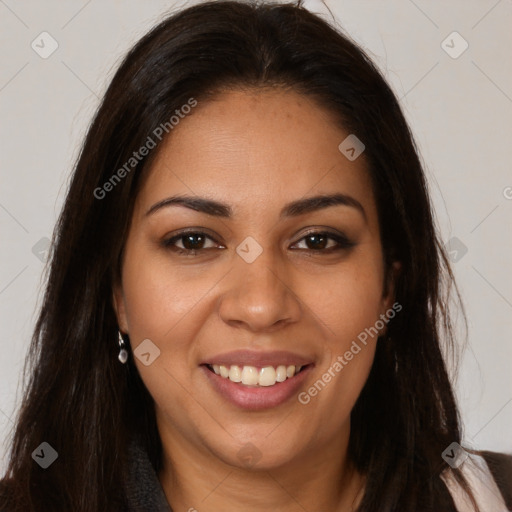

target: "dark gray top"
[123,442,512,511]
[1,443,510,510]
[124,441,172,512]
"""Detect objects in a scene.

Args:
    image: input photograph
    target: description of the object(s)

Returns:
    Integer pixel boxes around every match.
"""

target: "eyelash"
[162,229,355,256]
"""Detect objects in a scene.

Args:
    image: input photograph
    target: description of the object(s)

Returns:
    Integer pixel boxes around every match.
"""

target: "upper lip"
[201,349,314,368]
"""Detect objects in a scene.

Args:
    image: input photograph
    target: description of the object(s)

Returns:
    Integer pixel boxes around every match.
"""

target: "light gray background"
[1,0,511,473]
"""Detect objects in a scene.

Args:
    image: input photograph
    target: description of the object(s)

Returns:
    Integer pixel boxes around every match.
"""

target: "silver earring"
[118,331,128,364]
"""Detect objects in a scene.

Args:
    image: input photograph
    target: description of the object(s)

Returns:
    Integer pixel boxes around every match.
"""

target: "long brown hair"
[1,1,477,510]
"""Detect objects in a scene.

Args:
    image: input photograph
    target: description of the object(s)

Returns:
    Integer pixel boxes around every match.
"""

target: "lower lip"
[201,365,313,411]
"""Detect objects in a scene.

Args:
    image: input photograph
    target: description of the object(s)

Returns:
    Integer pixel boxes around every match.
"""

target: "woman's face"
[114,88,397,471]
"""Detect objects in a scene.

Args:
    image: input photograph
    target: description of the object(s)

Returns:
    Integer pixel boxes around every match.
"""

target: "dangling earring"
[118,331,128,364]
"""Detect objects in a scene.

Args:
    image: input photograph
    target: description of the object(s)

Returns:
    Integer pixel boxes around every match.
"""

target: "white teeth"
[241,365,259,385]
[259,366,277,386]
[276,365,287,382]
[228,365,242,382]
[212,364,304,387]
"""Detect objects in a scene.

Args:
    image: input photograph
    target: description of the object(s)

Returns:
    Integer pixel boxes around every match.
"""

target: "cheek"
[121,245,213,341]
[302,256,385,345]
[119,250,211,425]
[299,342,376,447]
[297,267,383,439]
[120,244,223,405]
[295,249,384,416]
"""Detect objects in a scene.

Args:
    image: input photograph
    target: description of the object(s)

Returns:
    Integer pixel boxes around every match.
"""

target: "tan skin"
[114,88,399,511]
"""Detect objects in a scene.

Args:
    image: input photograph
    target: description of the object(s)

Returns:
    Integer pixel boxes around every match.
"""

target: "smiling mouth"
[205,363,310,387]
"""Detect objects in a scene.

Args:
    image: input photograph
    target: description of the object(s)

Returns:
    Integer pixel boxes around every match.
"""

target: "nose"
[217,247,302,333]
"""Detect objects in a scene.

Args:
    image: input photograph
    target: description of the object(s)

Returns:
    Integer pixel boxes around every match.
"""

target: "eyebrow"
[145,193,366,222]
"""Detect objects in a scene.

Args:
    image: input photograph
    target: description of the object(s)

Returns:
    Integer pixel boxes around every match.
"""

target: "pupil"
[307,234,326,250]
[183,234,204,250]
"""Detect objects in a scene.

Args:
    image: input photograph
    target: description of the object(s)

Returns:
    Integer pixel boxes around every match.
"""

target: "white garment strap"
[441,452,509,511]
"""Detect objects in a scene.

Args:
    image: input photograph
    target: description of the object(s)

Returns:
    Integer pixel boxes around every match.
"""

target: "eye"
[162,228,355,257]
[291,230,355,252]
[162,230,223,255]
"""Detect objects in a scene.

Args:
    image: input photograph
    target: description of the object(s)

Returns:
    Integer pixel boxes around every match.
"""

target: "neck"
[157,424,365,512]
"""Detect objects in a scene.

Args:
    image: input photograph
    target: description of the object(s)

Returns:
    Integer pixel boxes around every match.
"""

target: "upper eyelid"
[166,229,223,245]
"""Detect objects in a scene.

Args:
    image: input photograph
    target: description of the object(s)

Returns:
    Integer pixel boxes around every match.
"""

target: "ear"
[112,283,129,334]
[382,260,401,309]
[379,260,401,335]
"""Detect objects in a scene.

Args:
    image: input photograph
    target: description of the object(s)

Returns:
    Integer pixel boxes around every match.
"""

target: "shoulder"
[0,477,14,512]
[442,449,512,512]
[479,449,512,509]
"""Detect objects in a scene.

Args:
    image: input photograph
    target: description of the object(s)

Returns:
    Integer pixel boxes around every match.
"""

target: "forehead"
[135,88,376,223]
